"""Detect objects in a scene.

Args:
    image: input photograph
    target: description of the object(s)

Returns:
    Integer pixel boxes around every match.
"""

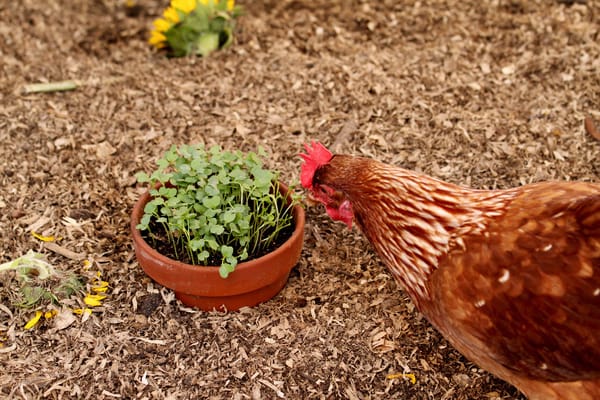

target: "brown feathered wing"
[430,187,600,382]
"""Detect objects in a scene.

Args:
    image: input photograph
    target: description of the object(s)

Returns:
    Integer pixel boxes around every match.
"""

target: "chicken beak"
[305,192,321,206]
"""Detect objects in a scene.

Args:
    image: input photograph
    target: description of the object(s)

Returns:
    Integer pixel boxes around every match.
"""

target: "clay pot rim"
[130,182,305,276]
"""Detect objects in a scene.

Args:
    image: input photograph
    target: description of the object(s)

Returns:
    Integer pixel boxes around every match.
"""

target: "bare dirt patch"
[1,0,598,399]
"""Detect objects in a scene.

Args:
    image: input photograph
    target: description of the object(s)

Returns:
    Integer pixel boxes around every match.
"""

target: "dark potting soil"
[141,221,295,266]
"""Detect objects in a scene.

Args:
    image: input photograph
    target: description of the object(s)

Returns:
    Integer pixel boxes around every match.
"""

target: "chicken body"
[301,144,600,399]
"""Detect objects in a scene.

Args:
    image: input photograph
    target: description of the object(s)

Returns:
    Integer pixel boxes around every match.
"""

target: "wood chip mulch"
[1,0,598,399]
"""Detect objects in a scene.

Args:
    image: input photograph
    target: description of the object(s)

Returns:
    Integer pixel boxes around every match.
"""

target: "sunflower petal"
[149,31,167,48]
[73,308,93,315]
[94,280,109,288]
[386,373,416,384]
[163,7,180,23]
[172,0,197,13]
[153,18,172,33]
[31,231,55,242]
[84,293,106,307]
[24,311,43,329]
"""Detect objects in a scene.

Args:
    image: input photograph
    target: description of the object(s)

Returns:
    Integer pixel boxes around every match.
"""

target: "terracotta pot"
[130,183,305,312]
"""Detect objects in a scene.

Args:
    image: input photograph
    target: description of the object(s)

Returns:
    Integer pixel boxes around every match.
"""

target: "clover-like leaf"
[205,184,220,197]
[165,146,179,162]
[221,245,234,258]
[143,201,158,215]
[135,172,151,183]
[166,196,181,208]
[151,171,171,183]
[197,250,210,262]
[210,224,225,235]
[178,163,192,175]
[230,167,247,182]
[238,218,250,231]
[156,157,170,169]
[188,219,201,231]
[219,262,236,279]
[189,238,205,251]
[206,238,219,250]
[222,210,237,224]
[203,196,221,209]
[252,167,273,188]
[137,214,152,231]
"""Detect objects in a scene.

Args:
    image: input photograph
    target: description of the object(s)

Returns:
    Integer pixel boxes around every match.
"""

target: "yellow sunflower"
[149,0,198,49]
[148,0,239,53]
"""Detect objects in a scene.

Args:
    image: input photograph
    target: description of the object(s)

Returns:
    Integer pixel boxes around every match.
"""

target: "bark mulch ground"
[1,0,599,399]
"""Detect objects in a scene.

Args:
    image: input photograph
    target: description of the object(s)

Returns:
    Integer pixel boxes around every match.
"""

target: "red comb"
[299,141,333,189]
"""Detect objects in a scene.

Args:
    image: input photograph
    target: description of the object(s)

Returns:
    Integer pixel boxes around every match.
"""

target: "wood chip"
[585,116,600,140]
[43,242,86,260]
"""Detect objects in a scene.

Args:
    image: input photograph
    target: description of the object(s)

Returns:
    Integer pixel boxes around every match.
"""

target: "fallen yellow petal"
[73,308,93,315]
[25,311,43,329]
[94,279,108,286]
[386,373,416,384]
[90,278,109,294]
[31,231,55,242]
[84,293,106,307]
[83,298,102,307]
[44,310,58,320]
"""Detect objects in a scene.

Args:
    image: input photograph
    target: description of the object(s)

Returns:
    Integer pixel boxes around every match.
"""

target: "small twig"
[43,242,86,261]
[23,77,126,94]
[100,390,122,398]
[23,80,80,94]
[258,379,285,398]
[135,337,168,345]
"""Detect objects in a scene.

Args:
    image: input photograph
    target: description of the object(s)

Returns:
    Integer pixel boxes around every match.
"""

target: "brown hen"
[300,141,600,400]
